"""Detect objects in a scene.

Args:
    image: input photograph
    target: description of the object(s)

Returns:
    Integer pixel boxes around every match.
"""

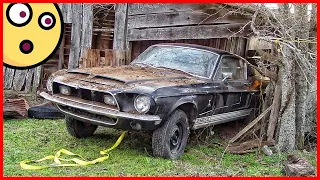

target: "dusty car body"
[41,43,266,159]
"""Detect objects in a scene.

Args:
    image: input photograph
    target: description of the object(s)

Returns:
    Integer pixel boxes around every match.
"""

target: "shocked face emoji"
[3,3,64,69]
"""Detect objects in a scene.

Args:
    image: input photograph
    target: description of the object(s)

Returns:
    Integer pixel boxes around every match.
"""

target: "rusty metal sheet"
[4,98,30,118]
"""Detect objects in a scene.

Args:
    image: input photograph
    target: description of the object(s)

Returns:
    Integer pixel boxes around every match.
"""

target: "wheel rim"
[170,122,183,153]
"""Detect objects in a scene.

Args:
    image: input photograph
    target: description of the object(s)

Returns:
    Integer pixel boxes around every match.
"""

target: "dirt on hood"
[53,65,205,92]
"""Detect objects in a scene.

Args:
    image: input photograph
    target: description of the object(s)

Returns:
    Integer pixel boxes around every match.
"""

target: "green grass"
[3,119,316,177]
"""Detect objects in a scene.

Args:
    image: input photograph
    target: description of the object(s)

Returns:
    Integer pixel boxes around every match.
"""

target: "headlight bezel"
[59,85,71,95]
[134,94,152,114]
[103,94,117,106]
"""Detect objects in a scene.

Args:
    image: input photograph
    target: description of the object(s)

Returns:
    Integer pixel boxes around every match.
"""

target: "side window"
[214,56,245,80]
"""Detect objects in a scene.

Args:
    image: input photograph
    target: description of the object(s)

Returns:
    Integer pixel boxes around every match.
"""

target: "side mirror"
[222,72,232,82]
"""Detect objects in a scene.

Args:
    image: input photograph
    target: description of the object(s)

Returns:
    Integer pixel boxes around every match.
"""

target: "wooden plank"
[86,49,100,67]
[128,3,202,15]
[3,67,6,88]
[113,3,128,50]
[93,28,114,32]
[4,68,15,89]
[229,105,273,144]
[64,3,73,23]
[32,66,42,93]
[68,4,82,70]
[126,42,132,65]
[24,68,35,93]
[12,70,28,91]
[128,12,250,29]
[104,49,114,66]
[128,23,251,41]
[58,24,66,70]
[80,4,93,58]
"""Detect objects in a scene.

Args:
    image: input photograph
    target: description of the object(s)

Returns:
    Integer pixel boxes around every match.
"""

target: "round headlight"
[59,86,71,95]
[134,95,151,113]
[104,94,116,106]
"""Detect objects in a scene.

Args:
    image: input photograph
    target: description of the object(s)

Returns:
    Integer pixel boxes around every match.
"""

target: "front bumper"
[40,92,162,131]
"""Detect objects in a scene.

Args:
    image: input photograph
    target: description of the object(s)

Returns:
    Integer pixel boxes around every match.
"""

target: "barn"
[3,3,272,107]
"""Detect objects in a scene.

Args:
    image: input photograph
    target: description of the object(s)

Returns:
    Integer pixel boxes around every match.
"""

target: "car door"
[213,55,251,113]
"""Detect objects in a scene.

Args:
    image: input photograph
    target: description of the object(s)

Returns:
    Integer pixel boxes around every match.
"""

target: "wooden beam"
[128,3,202,15]
[32,66,42,93]
[58,24,65,70]
[93,28,114,32]
[229,105,273,144]
[62,3,73,23]
[80,4,93,58]
[128,12,250,29]
[24,68,35,93]
[68,4,82,70]
[128,23,251,41]
[113,3,128,50]
[4,67,15,89]
[12,70,28,91]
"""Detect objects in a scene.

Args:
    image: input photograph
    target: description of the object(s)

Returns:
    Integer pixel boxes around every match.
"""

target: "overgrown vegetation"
[4,119,316,176]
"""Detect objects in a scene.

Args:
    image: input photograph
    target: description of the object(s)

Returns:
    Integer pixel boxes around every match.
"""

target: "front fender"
[155,95,199,121]
[168,95,198,117]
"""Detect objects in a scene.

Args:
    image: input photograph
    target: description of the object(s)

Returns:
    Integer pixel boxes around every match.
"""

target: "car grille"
[58,105,117,125]
[53,82,119,110]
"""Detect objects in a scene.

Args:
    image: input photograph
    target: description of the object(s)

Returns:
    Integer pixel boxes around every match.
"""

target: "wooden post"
[68,4,93,70]
[113,4,128,66]
[32,66,42,93]
[24,68,35,93]
[4,67,15,89]
[58,24,65,70]
[113,3,128,50]
[12,70,28,91]
[68,4,83,70]
[80,4,93,58]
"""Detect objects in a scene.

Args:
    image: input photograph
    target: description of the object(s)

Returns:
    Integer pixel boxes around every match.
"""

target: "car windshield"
[131,45,219,78]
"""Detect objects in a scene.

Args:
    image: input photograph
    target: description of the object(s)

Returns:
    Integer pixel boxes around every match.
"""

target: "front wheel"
[152,109,190,159]
[65,117,98,138]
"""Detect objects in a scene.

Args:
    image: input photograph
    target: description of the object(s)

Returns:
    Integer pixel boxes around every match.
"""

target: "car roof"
[151,43,236,56]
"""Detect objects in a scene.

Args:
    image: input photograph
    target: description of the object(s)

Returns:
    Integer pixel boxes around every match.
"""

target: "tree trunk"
[275,3,296,152]
[276,49,296,152]
[305,3,317,139]
[294,3,308,150]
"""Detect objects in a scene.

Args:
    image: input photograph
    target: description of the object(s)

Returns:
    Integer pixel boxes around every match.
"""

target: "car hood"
[52,65,205,93]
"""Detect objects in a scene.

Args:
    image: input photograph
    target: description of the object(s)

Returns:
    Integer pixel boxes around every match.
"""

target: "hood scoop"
[92,74,127,83]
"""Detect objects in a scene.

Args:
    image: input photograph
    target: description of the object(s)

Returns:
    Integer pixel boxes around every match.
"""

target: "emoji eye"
[6,3,32,27]
[38,12,56,30]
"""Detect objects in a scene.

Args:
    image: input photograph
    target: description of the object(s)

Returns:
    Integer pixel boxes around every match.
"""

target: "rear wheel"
[66,117,98,138]
[152,109,190,159]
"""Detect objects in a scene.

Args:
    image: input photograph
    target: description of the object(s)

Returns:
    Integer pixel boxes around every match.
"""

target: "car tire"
[65,117,98,138]
[152,109,190,159]
[28,106,65,119]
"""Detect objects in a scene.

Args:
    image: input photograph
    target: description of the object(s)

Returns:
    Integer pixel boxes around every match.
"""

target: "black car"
[41,43,266,159]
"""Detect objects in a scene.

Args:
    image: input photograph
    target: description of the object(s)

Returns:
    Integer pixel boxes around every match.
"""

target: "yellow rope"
[20,131,127,170]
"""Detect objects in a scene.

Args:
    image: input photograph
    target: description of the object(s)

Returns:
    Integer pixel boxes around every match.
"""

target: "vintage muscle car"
[41,43,267,159]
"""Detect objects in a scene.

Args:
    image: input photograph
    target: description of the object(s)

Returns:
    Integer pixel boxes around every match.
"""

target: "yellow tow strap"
[20,131,127,170]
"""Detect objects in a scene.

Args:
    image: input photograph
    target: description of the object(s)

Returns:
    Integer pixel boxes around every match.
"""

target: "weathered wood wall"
[124,3,252,62]
[3,66,42,93]
[79,49,127,68]
[127,3,252,41]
